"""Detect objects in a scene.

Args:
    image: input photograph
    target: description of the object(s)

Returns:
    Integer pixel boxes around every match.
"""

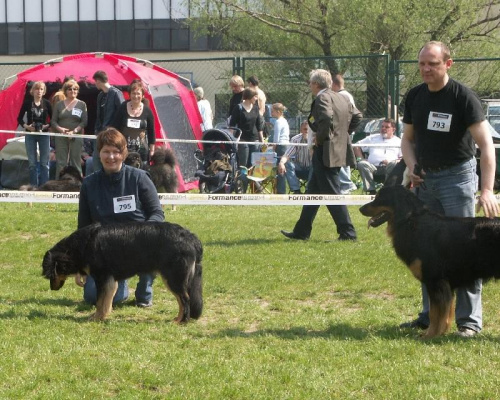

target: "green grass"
[1,202,500,399]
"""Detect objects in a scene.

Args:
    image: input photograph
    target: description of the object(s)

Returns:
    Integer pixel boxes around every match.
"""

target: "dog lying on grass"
[20,165,82,192]
[360,185,500,339]
[42,221,203,323]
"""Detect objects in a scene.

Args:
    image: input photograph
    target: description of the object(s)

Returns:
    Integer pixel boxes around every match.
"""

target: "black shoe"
[280,230,309,241]
[292,190,302,194]
[399,319,428,330]
[338,236,357,242]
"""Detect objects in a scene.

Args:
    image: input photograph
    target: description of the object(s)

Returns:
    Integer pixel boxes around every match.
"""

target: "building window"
[43,22,61,54]
[8,23,25,55]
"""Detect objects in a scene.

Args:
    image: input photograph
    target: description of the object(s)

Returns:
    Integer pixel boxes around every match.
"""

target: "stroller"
[194,128,242,193]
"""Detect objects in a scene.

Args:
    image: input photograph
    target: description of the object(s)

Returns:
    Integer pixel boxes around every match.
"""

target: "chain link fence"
[1,55,499,134]
[241,55,390,135]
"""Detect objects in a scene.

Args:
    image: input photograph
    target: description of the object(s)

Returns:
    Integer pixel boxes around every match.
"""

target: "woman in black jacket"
[112,80,155,164]
[17,81,52,186]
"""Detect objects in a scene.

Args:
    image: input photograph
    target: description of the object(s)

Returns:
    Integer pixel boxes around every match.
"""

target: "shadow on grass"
[211,323,500,343]
[205,238,285,247]
[0,296,138,322]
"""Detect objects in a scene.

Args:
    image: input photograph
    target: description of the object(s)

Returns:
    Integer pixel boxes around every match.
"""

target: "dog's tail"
[188,241,203,319]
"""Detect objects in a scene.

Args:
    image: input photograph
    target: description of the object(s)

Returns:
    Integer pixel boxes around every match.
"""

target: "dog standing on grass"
[149,147,178,211]
[149,147,178,193]
[42,221,203,322]
[360,185,500,339]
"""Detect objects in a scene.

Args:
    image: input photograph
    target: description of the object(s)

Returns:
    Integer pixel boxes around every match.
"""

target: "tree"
[187,0,500,117]
[188,0,500,60]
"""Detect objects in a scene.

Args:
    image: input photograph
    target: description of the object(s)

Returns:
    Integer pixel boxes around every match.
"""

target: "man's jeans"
[277,161,311,193]
[415,158,482,331]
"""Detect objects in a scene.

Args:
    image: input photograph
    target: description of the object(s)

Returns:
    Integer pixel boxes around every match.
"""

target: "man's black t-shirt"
[403,78,484,168]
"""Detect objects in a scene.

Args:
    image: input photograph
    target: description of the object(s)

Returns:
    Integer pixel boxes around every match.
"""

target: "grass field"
[1,201,500,399]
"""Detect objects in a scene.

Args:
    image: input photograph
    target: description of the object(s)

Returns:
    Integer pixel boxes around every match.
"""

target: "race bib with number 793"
[113,195,137,214]
[427,112,452,132]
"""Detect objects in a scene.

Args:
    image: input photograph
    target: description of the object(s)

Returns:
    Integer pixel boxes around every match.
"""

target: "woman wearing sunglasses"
[51,79,88,178]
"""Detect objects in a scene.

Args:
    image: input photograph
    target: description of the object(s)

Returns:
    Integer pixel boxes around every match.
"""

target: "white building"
[0,0,219,55]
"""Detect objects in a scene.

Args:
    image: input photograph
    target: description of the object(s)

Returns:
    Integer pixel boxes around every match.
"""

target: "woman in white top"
[194,87,213,131]
[271,103,290,194]
[271,103,290,157]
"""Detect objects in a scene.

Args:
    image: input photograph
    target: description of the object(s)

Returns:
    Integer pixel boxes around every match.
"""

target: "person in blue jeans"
[17,81,52,187]
[75,127,164,307]
[277,121,312,193]
[401,41,499,338]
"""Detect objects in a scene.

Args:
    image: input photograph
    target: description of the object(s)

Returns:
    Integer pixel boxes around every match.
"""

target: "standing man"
[246,76,266,116]
[332,74,358,194]
[401,41,498,337]
[281,69,360,241]
[228,75,245,119]
[354,118,401,194]
[92,70,125,172]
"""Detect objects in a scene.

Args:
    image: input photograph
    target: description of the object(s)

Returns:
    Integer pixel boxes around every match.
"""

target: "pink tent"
[0,52,203,192]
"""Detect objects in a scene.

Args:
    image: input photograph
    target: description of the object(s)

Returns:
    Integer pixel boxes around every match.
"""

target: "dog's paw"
[88,312,105,321]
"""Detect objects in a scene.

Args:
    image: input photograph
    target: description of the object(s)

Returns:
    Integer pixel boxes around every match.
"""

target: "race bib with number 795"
[113,195,137,214]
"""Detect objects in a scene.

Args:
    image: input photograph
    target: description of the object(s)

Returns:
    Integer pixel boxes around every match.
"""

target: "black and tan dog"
[20,165,83,192]
[360,185,500,339]
[42,221,203,323]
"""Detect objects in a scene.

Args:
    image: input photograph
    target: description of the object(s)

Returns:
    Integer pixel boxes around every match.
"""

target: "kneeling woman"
[76,128,164,307]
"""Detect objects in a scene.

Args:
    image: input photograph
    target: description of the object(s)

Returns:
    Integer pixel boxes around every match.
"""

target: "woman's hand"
[75,273,86,287]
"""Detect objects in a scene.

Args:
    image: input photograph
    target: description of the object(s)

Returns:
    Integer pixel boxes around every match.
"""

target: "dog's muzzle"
[50,277,65,290]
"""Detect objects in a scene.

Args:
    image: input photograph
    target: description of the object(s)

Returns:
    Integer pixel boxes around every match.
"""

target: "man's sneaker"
[455,327,478,338]
[399,319,429,330]
[136,301,153,308]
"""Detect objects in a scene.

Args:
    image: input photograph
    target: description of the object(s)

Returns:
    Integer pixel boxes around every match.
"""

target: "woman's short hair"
[242,87,257,100]
[128,79,149,106]
[272,103,286,114]
[230,75,245,88]
[30,81,46,96]
[309,69,333,90]
[62,79,79,93]
[96,127,128,158]
[193,87,204,100]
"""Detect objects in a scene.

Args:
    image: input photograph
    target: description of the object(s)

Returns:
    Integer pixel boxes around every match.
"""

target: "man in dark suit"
[281,69,361,241]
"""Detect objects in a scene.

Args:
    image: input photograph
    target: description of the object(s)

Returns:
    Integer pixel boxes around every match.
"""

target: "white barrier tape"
[0,190,498,205]
[0,129,419,148]
[3,129,499,148]
[0,190,373,205]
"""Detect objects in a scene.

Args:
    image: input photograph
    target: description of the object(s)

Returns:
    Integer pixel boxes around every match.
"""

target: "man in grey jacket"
[281,69,361,241]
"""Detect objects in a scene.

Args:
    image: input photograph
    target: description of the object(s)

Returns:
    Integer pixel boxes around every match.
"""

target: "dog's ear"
[42,250,54,278]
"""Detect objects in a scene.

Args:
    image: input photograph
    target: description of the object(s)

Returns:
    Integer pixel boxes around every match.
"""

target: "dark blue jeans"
[25,134,50,186]
[83,274,155,305]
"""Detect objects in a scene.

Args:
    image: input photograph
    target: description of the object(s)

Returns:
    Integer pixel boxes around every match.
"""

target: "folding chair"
[246,152,277,194]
